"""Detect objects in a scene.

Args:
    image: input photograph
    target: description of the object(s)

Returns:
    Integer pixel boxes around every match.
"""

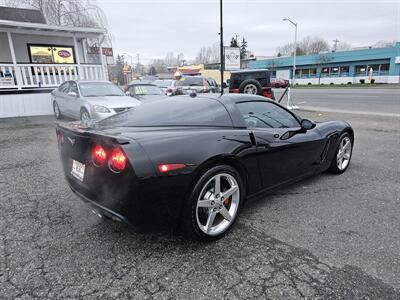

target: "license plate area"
[71,159,85,182]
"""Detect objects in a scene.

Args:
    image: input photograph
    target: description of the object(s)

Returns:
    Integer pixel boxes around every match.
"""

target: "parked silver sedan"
[51,80,141,121]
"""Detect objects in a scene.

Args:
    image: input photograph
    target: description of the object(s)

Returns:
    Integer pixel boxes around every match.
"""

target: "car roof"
[230,69,270,74]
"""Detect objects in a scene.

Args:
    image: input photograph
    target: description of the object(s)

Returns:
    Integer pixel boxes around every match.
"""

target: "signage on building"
[395,56,400,64]
[224,47,240,71]
[87,47,114,57]
[0,77,15,87]
[276,70,290,80]
[123,64,131,74]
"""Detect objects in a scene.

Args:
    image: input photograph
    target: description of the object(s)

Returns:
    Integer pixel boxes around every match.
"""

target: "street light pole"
[219,0,224,95]
[283,18,297,87]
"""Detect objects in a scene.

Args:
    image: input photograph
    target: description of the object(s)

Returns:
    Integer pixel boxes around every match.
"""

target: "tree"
[195,47,210,64]
[335,41,352,51]
[277,36,330,56]
[315,54,333,84]
[372,40,396,48]
[148,65,157,76]
[240,37,248,59]
[0,0,107,28]
[107,54,125,85]
[151,59,168,74]
[230,37,239,48]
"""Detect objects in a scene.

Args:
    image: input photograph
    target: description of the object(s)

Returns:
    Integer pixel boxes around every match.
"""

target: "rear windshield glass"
[98,97,232,127]
[177,77,203,86]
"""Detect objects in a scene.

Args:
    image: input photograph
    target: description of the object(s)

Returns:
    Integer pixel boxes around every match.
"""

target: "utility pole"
[333,39,340,51]
[219,0,224,95]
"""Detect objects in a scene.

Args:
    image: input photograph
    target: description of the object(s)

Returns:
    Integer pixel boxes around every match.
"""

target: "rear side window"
[58,82,69,93]
[99,98,232,127]
[177,77,204,86]
[237,101,299,129]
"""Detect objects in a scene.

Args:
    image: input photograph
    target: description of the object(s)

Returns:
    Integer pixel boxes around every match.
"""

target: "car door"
[55,81,70,114]
[64,81,80,119]
[237,100,325,189]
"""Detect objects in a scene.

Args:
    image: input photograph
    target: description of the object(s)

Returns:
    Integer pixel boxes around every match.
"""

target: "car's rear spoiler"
[56,121,130,145]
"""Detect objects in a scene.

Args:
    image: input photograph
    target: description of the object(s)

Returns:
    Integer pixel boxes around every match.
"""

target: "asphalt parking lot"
[0,107,399,298]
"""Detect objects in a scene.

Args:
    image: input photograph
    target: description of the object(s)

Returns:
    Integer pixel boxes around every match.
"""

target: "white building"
[0,6,109,118]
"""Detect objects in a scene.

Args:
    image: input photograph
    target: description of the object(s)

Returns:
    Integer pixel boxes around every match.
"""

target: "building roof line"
[0,19,106,35]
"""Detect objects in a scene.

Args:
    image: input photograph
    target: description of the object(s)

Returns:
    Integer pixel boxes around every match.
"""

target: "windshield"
[130,84,164,96]
[176,77,204,87]
[154,80,173,88]
[79,82,125,97]
[98,98,232,127]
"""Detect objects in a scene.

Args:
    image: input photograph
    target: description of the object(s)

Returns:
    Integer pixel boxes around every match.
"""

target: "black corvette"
[56,94,354,241]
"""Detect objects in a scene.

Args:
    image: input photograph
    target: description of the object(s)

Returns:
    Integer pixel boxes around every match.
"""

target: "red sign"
[58,50,71,58]
[87,47,113,57]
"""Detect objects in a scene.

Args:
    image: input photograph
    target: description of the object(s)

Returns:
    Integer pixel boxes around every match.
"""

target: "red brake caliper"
[223,197,230,206]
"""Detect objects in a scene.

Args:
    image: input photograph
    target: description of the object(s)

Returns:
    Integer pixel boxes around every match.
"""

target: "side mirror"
[125,91,131,96]
[68,91,78,97]
[301,119,316,131]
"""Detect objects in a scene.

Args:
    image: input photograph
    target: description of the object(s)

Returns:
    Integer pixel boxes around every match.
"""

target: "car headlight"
[93,105,111,113]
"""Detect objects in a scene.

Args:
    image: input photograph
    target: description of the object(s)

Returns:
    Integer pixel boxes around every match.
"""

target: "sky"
[97,0,400,64]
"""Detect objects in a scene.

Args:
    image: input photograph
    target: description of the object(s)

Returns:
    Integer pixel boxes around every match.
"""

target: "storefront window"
[379,64,389,75]
[355,65,367,76]
[29,45,75,64]
[330,66,340,77]
[321,67,329,77]
[339,66,349,76]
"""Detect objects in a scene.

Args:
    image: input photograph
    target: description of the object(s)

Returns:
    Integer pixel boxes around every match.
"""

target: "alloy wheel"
[196,173,240,236]
[81,110,90,122]
[337,136,352,170]
[243,84,258,94]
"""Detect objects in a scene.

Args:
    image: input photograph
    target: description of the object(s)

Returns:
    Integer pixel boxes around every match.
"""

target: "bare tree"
[195,47,210,64]
[372,40,396,48]
[315,54,333,84]
[151,59,168,74]
[277,36,330,56]
[0,0,107,28]
[335,41,352,51]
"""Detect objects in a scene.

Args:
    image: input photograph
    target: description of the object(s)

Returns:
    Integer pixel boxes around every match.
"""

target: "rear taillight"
[92,144,107,166]
[110,148,127,172]
[202,79,207,92]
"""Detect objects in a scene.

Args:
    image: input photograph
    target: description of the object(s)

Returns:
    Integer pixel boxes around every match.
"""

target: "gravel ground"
[0,110,399,299]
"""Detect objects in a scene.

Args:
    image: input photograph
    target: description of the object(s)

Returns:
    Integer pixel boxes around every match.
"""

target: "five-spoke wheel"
[183,165,244,241]
[328,132,353,174]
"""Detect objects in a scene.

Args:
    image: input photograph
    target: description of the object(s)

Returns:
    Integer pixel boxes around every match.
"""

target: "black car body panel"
[56,94,353,230]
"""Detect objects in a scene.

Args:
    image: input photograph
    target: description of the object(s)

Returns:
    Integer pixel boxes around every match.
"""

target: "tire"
[328,132,353,174]
[181,165,245,241]
[80,108,90,122]
[239,79,263,95]
[53,101,62,119]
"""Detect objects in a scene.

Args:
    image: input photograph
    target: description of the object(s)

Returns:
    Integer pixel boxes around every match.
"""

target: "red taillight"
[158,164,186,173]
[110,148,127,172]
[92,144,107,166]
[202,79,207,92]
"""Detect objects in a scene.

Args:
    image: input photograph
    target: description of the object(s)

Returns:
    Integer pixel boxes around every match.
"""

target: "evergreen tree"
[240,38,248,59]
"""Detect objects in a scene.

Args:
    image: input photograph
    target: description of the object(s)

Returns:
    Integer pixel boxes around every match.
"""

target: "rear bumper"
[69,184,137,228]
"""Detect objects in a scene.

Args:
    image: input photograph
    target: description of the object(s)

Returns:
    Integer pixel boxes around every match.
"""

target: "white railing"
[0,63,107,89]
